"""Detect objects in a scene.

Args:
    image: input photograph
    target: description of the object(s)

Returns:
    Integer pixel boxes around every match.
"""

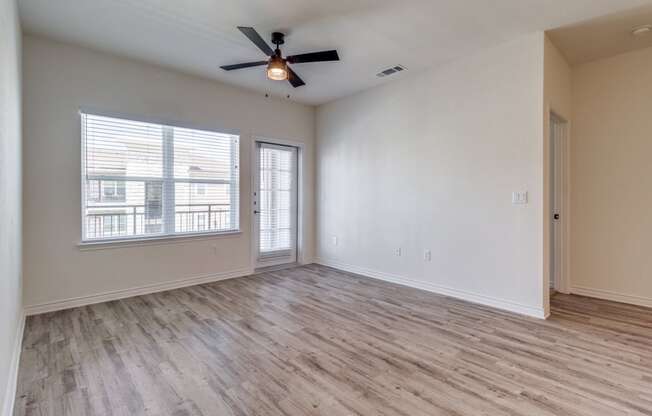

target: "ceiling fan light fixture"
[222,27,339,88]
[267,56,288,81]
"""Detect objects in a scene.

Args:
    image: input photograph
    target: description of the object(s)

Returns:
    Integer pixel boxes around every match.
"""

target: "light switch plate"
[512,191,528,205]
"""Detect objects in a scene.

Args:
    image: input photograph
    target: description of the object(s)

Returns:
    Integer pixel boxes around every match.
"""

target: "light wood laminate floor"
[14,264,652,415]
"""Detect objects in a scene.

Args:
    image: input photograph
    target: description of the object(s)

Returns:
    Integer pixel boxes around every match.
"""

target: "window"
[81,113,239,241]
[192,183,206,196]
[102,180,126,201]
[86,180,126,202]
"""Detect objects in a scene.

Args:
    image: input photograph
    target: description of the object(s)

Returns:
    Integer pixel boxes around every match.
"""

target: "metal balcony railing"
[85,203,232,239]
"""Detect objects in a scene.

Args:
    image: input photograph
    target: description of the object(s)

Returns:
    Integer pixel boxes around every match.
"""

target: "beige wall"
[0,0,23,413]
[571,46,652,306]
[544,36,573,120]
[22,35,316,311]
[316,33,547,318]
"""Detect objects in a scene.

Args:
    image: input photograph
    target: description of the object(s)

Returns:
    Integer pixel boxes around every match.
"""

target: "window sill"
[77,231,242,251]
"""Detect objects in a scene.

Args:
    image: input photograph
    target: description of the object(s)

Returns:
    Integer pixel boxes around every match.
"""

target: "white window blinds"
[258,144,297,255]
[81,113,239,241]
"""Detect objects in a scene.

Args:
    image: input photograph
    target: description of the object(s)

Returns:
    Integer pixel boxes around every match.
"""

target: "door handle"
[253,210,260,214]
[553,213,560,220]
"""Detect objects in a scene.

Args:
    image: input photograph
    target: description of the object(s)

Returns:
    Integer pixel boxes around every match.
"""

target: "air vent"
[376,65,406,78]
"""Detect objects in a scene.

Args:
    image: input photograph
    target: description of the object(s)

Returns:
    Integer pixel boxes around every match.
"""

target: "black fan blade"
[220,61,268,71]
[287,67,305,88]
[237,26,274,56]
[287,50,339,64]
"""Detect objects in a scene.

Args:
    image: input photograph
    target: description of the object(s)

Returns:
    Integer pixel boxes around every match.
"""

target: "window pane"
[84,181,163,239]
[84,114,163,178]
[82,113,239,241]
[258,146,294,254]
[173,126,237,181]
[174,182,234,233]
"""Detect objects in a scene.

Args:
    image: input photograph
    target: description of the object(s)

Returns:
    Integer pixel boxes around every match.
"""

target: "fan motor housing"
[271,32,285,46]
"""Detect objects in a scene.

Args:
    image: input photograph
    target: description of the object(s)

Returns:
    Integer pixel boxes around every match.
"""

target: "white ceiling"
[18,0,652,105]
[548,4,652,65]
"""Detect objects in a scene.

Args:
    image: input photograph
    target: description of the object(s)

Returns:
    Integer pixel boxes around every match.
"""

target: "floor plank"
[14,264,652,415]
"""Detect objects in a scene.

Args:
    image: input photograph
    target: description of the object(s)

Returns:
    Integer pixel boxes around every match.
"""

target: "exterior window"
[192,183,206,196]
[87,180,126,202]
[81,113,239,241]
[101,181,126,202]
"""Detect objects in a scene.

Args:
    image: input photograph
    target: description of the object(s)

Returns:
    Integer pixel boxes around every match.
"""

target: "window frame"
[79,110,241,245]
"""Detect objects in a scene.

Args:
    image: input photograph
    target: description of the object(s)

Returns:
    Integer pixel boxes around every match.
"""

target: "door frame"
[547,111,571,296]
[250,137,305,270]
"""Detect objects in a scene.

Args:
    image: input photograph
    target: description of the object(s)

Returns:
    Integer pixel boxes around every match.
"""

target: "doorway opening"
[253,141,299,269]
[550,112,568,294]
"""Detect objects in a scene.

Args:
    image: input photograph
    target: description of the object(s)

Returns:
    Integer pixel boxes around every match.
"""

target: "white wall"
[22,35,315,311]
[543,35,572,300]
[0,0,23,413]
[316,33,547,318]
[570,46,652,307]
[544,37,573,121]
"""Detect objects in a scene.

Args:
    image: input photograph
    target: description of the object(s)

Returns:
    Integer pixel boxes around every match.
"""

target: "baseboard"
[2,313,25,416]
[24,267,255,316]
[316,258,547,319]
[571,286,652,308]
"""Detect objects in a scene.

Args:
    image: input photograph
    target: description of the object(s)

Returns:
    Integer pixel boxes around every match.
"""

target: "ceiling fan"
[221,26,340,88]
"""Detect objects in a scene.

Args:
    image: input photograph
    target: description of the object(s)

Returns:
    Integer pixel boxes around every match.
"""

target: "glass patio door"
[253,142,298,267]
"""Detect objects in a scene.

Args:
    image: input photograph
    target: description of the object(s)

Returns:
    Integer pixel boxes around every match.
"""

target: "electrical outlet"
[512,191,528,205]
[395,247,402,257]
[424,249,432,262]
